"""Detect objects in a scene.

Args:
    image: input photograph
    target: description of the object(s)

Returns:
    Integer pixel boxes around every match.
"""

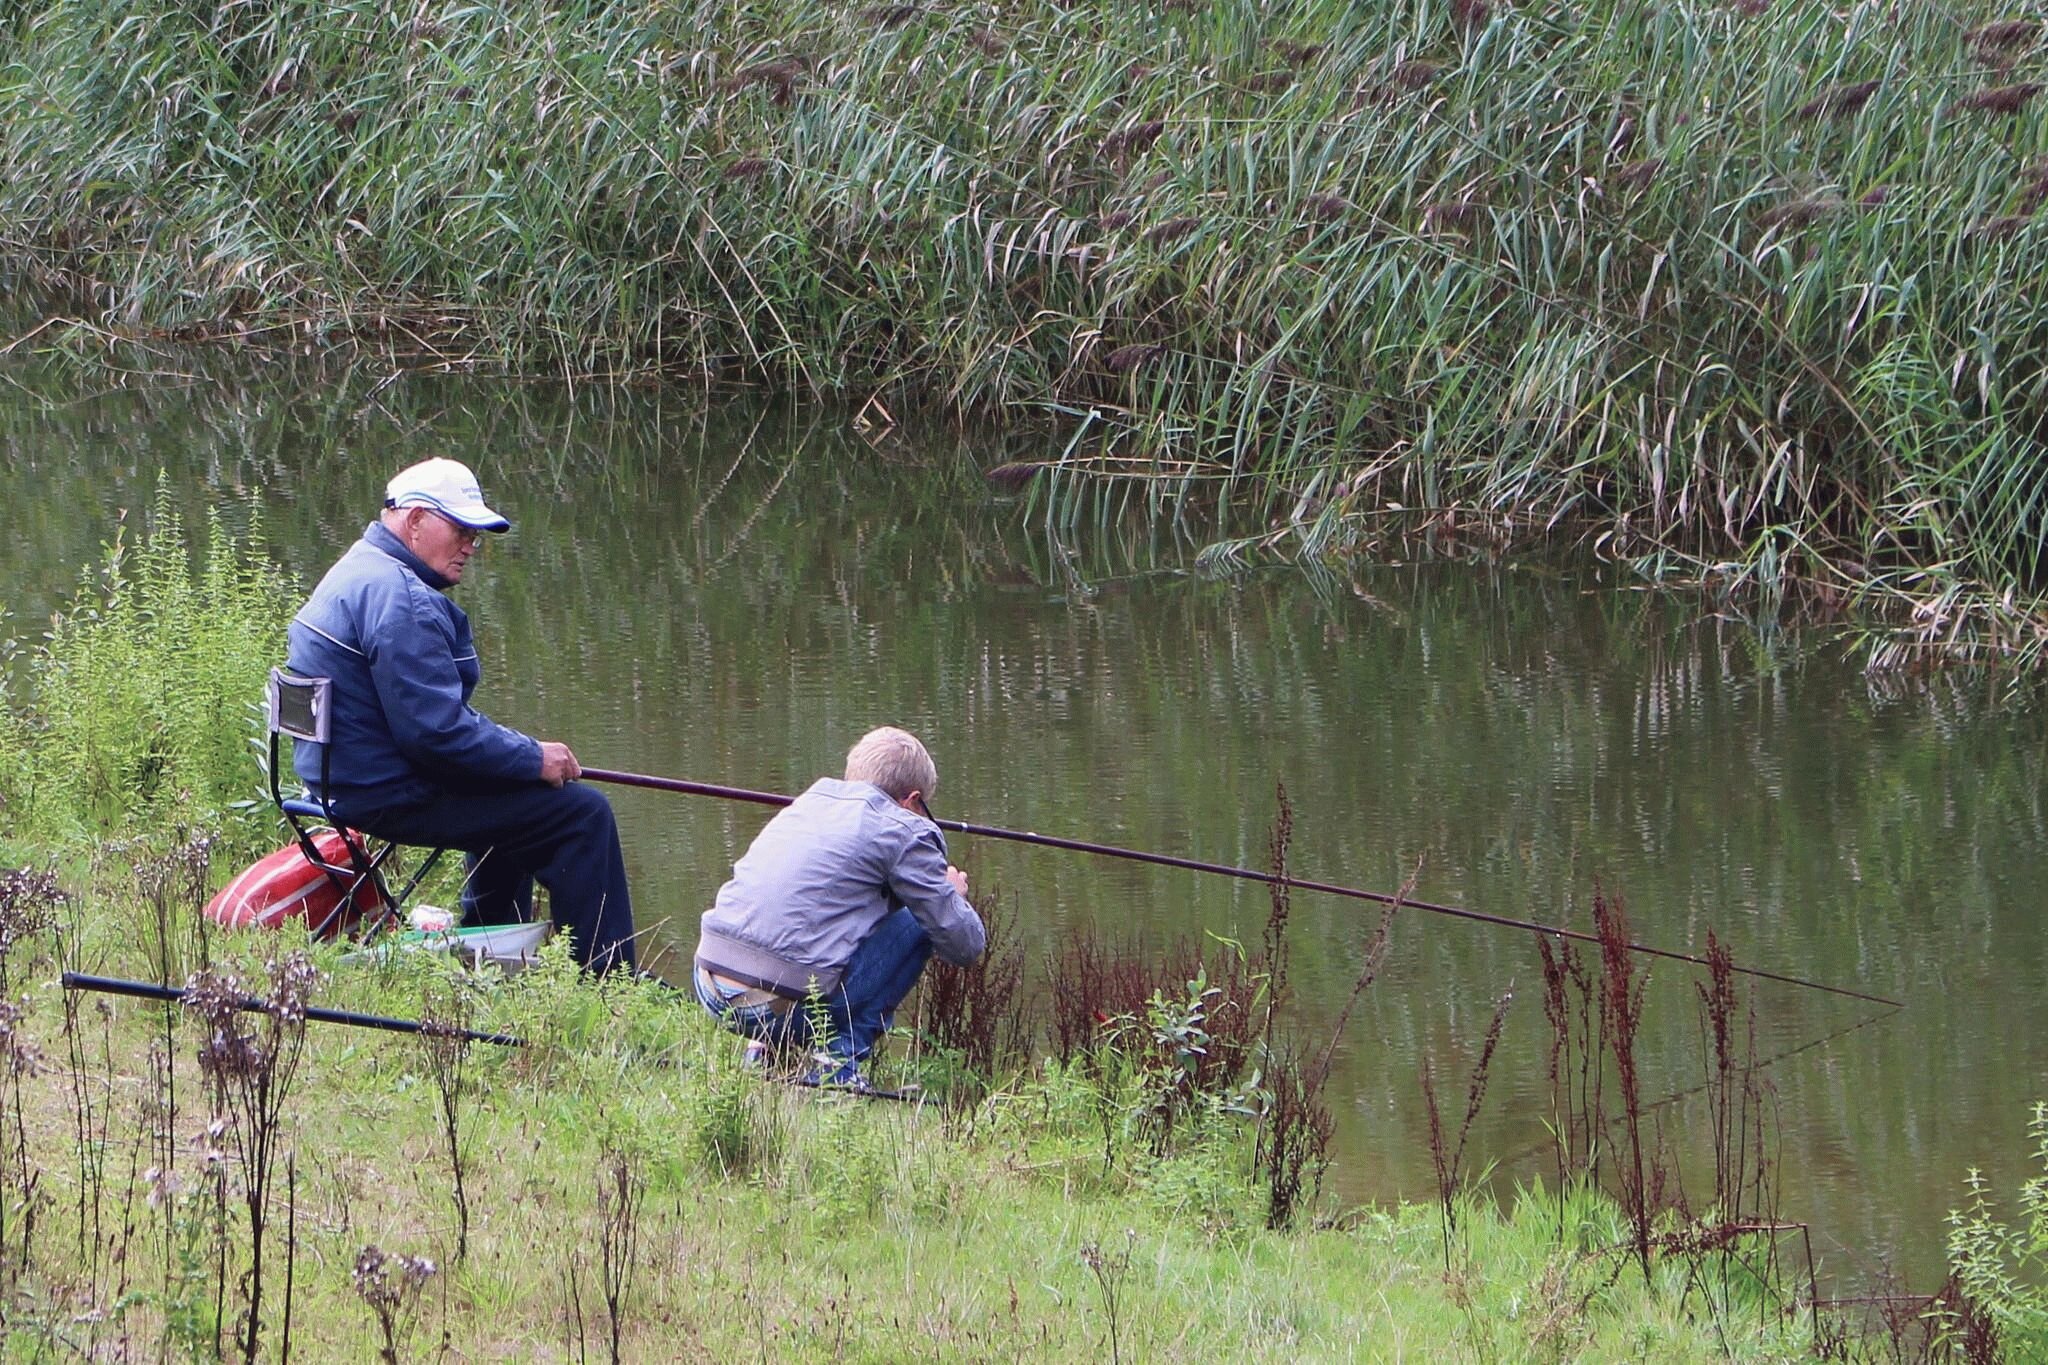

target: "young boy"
[692,727,986,1089]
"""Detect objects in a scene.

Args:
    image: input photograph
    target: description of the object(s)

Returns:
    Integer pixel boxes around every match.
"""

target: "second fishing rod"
[581,767,1900,1009]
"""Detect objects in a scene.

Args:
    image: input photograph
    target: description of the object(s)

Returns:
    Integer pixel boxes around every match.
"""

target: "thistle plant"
[184,952,323,1363]
[0,866,59,1287]
[0,866,62,997]
[416,983,476,1265]
[0,995,46,1292]
[596,1147,644,1365]
[352,1244,438,1365]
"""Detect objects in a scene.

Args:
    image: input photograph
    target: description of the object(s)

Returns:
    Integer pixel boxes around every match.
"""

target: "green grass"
[4,0,2048,665]
[0,855,1824,1362]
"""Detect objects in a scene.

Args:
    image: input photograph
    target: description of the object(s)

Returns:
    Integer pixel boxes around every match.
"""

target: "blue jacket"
[695,778,986,997]
[286,522,540,809]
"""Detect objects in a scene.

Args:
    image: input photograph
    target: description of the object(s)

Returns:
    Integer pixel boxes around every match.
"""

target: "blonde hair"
[844,726,938,800]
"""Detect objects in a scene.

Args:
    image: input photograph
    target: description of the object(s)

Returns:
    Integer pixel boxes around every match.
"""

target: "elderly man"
[286,457,638,973]
[694,726,985,1089]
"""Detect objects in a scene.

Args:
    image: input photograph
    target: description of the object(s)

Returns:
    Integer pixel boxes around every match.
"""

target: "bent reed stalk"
[6,0,2048,662]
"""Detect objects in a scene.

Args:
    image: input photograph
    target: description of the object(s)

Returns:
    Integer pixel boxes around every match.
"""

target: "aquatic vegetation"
[1941,1102,2048,1360]
[0,482,296,852]
[4,0,2048,662]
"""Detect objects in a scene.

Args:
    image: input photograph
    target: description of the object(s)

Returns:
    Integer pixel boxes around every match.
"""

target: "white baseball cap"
[384,458,511,532]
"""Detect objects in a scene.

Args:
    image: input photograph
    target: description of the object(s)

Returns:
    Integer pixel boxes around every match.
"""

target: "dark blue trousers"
[344,782,637,974]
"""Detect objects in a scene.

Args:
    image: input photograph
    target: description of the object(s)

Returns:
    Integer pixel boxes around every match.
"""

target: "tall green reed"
[6,0,2048,661]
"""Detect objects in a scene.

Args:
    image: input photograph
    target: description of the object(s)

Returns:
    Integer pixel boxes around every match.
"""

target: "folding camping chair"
[266,667,447,938]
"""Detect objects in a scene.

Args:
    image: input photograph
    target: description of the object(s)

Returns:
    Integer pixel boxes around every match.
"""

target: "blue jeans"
[695,907,934,1065]
[341,781,638,974]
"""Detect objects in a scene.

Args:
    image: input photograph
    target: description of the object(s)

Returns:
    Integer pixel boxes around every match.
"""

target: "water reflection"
[4,346,2046,1290]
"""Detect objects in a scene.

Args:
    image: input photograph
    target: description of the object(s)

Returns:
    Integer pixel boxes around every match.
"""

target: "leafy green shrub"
[792,1105,897,1223]
[680,1020,792,1182]
[1941,1101,2048,1358]
[0,636,31,851]
[1133,1126,1255,1240]
[2,481,296,851]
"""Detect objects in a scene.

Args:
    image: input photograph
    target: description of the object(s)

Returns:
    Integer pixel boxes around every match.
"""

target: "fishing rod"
[581,767,1901,1009]
[1496,1002,1903,1169]
[62,972,527,1048]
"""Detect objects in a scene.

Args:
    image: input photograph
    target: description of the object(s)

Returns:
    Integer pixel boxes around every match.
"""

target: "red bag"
[206,830,388,936]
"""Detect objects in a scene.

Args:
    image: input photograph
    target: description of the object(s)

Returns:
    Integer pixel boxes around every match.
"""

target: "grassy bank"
[5,0,2048,665]
[0,856,1837,1362]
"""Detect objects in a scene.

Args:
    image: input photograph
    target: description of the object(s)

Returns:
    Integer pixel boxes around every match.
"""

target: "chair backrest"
[268,668,332,744]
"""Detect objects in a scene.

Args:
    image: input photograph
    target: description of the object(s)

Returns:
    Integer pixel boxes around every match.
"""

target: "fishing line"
[1493,1002,1904,1169]
[583,766,1902,1008]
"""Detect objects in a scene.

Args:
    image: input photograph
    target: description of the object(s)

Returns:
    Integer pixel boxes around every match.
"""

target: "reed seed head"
[1271,41,1325,67]
[725,59,806,106]
[1969,20,2040,52]
[1392,60,1441,91]
[1102,120,1165,157]
[1615,157,1663,190]
[863,4,919,29]
[1951,82,2043,116]
[1795,79,1881,120]
[1105,342,1165,373]
[1144,215,1199,245]
[724,156,772,181]
[1973,213,2034,239]
[984,462,1046,491]
[1423,200,1484,232]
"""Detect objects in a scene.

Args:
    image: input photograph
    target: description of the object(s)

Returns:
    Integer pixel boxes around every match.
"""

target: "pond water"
[3,349,2044,1291]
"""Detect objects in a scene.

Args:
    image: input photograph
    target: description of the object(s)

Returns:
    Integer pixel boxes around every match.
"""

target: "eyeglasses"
[432,512,483,545]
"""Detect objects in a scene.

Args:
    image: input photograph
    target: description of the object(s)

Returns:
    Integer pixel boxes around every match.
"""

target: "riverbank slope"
[0,863,1821,1361]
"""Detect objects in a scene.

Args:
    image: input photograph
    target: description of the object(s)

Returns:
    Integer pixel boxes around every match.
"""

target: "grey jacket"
[695,778,986,998]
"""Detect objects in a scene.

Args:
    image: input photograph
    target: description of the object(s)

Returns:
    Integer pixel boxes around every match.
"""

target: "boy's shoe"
[797,1054,872,1093]
[740,1039,773,1072]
